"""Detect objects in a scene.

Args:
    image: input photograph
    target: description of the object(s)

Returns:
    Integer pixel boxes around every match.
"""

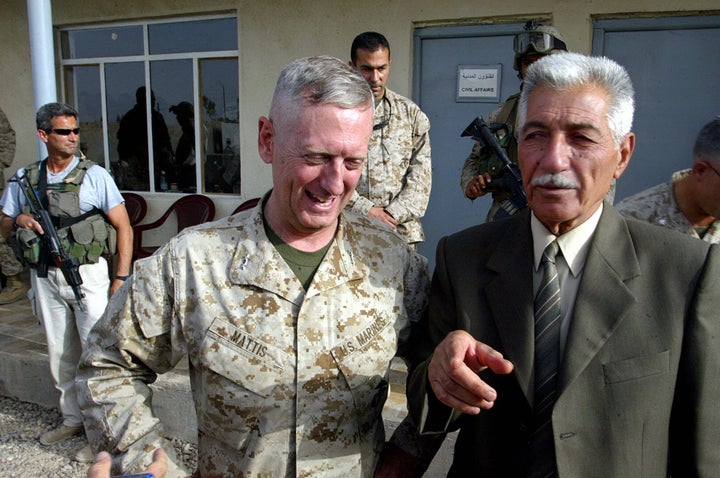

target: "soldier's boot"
[74,443,94,463]
[39,423,83,445]
[0,274,28,305]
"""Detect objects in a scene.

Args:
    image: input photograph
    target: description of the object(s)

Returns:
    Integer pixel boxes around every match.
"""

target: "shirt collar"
[531,203,604,276]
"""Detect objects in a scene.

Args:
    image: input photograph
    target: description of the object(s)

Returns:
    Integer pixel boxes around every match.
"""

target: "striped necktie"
[528,240,561,478]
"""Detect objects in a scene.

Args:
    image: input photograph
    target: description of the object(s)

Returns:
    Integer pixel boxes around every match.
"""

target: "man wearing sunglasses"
[0,102,133,463]
[616,116,720,243]
[461,21,567,222]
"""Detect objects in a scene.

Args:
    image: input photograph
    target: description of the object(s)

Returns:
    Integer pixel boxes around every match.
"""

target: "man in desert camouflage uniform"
[347,32,432,249]
[79,56,429,478]
[0,106,29,304]
[617,116,720,243]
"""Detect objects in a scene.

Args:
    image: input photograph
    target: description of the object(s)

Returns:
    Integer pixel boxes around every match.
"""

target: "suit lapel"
[486,211,536,401]
[558,207,641,392]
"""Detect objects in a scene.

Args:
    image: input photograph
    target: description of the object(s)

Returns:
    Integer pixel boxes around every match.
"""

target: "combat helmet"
[513,20,567,73]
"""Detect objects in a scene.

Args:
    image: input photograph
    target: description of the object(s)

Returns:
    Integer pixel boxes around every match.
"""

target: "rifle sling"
[52,207,103,229]
[37,159,49,209]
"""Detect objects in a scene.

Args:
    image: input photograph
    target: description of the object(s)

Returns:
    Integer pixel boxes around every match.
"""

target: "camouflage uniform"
[0,235,22,276]
[0,107,23,277]
[0,107,15,190]
[77,198,429,477]
[0,237,21,276]
[346,88,432,244]
[616,169,720,244]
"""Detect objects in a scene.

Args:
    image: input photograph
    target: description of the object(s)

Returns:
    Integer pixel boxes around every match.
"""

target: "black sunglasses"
[706,162,720,178]
[46,128,80,136]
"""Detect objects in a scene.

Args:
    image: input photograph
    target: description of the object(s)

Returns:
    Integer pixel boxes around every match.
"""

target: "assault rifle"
[13,173,86,310]
[461,116,528,215]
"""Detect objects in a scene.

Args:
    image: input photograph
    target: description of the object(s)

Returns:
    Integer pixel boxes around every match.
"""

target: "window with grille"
[60,15,240,194]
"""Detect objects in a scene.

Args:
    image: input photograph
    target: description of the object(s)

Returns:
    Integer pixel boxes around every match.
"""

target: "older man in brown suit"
[404,52,720,477]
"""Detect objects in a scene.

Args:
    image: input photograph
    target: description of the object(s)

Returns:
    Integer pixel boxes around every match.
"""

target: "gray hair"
[692,116,720,162]
[518,52,635,147]
[36,102,79,131]
[269,56,373,122]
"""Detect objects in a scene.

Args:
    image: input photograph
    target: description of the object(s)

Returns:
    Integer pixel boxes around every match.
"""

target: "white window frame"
[59,14,239,193]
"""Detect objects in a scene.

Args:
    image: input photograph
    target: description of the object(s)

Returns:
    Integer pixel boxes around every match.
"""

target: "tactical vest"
[12,158,117,267]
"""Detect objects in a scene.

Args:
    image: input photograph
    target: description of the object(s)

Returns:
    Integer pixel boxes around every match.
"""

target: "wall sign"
[457,64,502,102]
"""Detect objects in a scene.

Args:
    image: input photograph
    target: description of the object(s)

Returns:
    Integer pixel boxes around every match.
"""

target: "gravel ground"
[0,395,197,478]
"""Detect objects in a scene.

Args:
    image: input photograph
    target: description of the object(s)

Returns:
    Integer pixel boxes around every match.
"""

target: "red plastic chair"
[232,197,261,215]
[121,192,148,226]
[108,193,149,275]
[133,194,215,260]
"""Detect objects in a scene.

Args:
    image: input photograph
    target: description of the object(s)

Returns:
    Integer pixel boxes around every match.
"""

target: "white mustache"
[531,173,579,189]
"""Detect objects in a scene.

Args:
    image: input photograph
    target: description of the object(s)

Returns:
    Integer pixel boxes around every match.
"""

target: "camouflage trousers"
[0,236,23,276]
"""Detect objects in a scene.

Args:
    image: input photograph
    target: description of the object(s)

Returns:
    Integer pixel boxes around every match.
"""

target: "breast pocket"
[196,318,290,449]
[602,350,669,385]
[331,314,399,424]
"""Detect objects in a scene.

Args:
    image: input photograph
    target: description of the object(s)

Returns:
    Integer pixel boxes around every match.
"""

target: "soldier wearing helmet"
[513,21,567,78]
[460,21,567,222]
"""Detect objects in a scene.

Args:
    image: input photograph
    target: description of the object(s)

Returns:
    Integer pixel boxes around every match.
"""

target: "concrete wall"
[1,0,718,226]
[0,0,36,178]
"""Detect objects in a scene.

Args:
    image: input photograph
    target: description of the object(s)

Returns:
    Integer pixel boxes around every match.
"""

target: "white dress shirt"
[531,204,604,358]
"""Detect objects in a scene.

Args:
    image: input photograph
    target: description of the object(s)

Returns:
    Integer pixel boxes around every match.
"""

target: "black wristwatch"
[115,274,131,281]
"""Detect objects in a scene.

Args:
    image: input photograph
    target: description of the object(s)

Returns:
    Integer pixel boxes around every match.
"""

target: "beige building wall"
[1,0,717,218]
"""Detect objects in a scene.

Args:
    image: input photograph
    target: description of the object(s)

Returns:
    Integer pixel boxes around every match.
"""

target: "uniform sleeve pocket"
[132,255,172,338]
[602,350,669,384]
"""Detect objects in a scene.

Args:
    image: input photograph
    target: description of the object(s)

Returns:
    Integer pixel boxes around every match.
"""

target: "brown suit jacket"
[407,206,720,477]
